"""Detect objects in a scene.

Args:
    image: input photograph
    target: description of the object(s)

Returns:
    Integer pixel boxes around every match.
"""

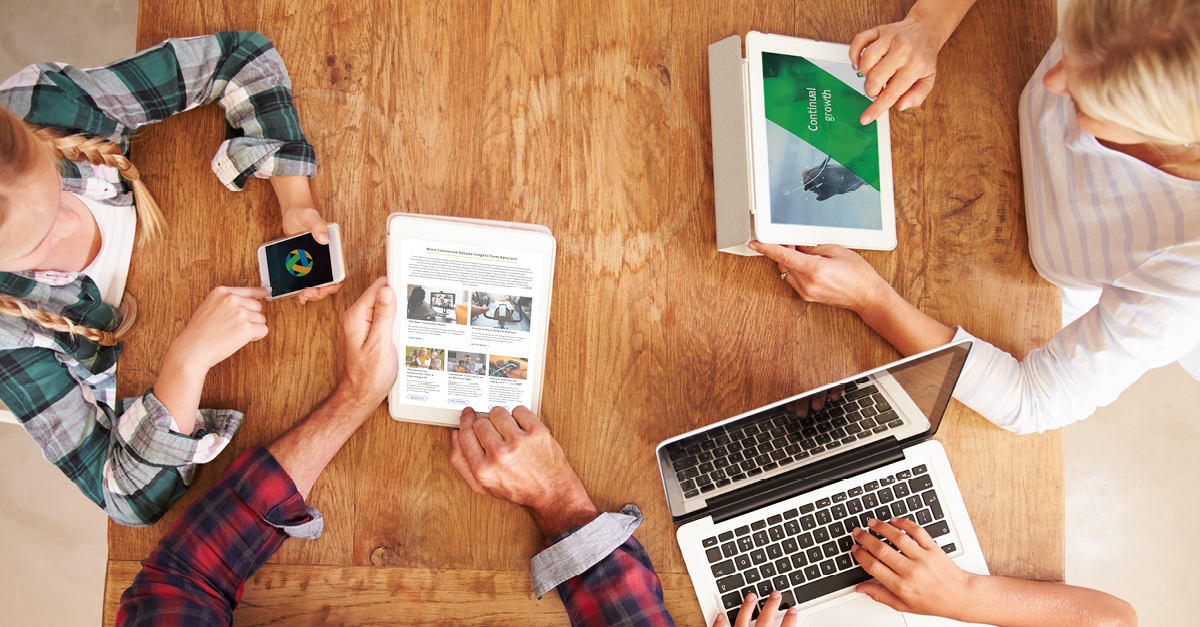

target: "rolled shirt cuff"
[224,445,324,540]
[531,504,643,599]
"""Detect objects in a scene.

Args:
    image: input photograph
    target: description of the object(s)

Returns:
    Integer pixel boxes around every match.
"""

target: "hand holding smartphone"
[257,223,347,300]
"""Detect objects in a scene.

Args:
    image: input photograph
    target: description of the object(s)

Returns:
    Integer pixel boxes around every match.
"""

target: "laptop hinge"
[708,439,906,525]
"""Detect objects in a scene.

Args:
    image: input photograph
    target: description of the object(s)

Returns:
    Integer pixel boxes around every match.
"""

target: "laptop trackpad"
[807,596,907,627]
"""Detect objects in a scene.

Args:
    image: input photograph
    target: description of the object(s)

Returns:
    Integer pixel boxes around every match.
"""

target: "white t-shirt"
[77,193,137,306]
[951,38,1200,434]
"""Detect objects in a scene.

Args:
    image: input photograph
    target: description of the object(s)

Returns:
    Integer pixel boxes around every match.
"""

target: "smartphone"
[257,223,346,300]
[497,304,508,317]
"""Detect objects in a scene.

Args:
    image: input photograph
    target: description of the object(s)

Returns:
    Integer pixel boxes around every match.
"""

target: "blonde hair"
[1064,0,1200,145]
[0,107,154,344]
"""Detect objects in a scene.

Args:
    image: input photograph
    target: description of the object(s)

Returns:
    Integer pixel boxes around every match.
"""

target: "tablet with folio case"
[709,32,896,255]
[385,213,556,427]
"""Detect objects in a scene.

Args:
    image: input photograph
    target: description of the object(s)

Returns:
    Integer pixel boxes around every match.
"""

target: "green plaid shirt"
[0,31,316,526]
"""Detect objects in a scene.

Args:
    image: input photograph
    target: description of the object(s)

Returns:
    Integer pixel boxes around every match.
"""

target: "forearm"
[267,387,375,499]
[856,287,955,357]
[271,175,316,214]
[152,350,208,435]
[906,0,978,45]
[956,575,1137,627]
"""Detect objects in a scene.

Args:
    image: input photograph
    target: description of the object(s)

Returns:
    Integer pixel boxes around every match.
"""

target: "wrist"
[907,0,965,47]
[329,383,383,419]
[528,482,598,538]
[851,277,898,318]
[161,345,212,381]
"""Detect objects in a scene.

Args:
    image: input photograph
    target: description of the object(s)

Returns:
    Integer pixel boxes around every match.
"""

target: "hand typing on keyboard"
[850,517,970,616]
[712,590,799,627]
[449,406,598,537]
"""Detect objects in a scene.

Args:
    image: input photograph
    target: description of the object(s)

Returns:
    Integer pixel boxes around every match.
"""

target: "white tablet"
[746,31,896,250]
[386,213,556,427]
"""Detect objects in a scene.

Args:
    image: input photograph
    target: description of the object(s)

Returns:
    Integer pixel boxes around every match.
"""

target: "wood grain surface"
[108,0,1061,622]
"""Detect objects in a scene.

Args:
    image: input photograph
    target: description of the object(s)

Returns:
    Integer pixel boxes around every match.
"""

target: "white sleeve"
[951,259,1200,434]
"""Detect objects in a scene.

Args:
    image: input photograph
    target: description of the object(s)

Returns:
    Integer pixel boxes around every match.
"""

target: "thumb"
[368,285,396,347]
[751,240,821,271]
[310,220,330,245]
[855,582,910,612]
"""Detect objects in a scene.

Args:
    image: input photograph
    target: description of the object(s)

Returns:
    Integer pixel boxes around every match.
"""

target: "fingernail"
[379,287,394,304]
[860,114,871,125]
[868,518,877,526]
[770,590,780,599]
[747,593,757,603]
[899,103,909,112]
[748,242,759,251]
[787,607,799,615]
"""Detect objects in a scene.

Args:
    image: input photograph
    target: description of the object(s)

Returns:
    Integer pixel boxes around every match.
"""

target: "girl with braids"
[0,31,338,526]
[753,0,1200,435]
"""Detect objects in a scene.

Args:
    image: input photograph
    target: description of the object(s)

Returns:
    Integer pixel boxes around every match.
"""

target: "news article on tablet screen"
[762,52,882,230]
[397,238,542,413]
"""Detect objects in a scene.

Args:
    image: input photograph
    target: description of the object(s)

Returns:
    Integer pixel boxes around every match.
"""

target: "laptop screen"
[656,341,972,523]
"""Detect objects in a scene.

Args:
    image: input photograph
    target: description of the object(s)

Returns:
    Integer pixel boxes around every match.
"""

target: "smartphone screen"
[497,305,508,317]
[264,233,334,297]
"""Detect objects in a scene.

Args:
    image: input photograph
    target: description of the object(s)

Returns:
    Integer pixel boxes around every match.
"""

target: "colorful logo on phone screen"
[286,249,313,277]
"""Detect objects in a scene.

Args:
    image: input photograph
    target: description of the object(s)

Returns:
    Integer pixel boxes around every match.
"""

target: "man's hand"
[448,406,598,537]
[335,277,398,409]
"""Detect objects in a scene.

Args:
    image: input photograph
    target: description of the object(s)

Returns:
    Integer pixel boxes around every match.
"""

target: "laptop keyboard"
[666,378,902,499]
[700,462,955,622]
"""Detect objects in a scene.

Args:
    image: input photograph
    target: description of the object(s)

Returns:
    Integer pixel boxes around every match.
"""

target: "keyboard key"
[847,498,864,515]
[762,462,779,471]
[835,554,854,571]
[909,474,934,492]
[737,536,754,552]
[706,547,723,563]
[759,562,776,578]
[757,580,773,597]
[775,557,792,574]
[731,473,748,483]
[831,503,847,519]
[916,508,933,525]
[753,531,769,547]
[941,543,957,554]
[700,484,716,493]
[770,450,788,462]
[897,470,912,480]
[782,538,799,554]
[891,501,908,517]
[747,468,762,476]
[712,559,737,578]
[838,537,854,552]
[735,526,750,537]
[800,515,817,531]
[894,482,911,498]
[684,489,699,498]
[923,490,945,520]
[822,541,839,558]
[864,481,880,491]
[800,503,816,514]
[806,547,823,563]
[862,493,879,508]
[735,554,753,570]
[784,520,801,536]
[697,474,713,486]
[722,542,738,558]
[716,479,731,488]
[680,480,696,491]
[829,521,845,537]
[752,520,767,530]
[873,425,889,434]
[798,532,815,549]
[751,549,768,565]
[875,507,891,520]
[699,452,714,463]
[826,441,842,450]
[722,592,743,609]
[717,573,745,594]
[815,510,832,525]
[820,559,838,576]
[791,565,871,604]
[813,528,830,543]
[817,499,831,510]
[925,520,950,538]
[844,518,860,535]
[744,568,762,584]
[789,570,806,587]
[876,411,900,424]
[767,514,783,525]
[783,508,798,519]
[859,418,877,429]
[878,487,895,504]
[769,526,785,542]
[816,433,833,444]
[880,476,896,486]
[767,544,783,560]
[773,575,790,592]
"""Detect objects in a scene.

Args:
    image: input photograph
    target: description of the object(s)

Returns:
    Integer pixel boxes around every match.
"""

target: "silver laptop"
[656,341,990,626]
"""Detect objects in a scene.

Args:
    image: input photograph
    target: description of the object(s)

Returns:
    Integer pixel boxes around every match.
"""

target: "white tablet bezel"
[745,31,896,250]
[386,213,556,427]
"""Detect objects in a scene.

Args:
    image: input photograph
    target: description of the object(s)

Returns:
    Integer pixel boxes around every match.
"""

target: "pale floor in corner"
[2,0,1199,626]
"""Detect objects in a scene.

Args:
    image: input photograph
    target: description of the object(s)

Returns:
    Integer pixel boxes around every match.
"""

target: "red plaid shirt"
[116,446,676,627]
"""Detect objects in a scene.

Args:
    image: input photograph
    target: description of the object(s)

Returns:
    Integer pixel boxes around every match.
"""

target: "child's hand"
[712,590,800,627]
[280,206,342,304]
[850,517,974,619]
[167,286,270,372]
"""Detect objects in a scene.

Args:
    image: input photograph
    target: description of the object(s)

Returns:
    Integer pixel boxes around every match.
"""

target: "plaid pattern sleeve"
[0,31,316,194]
[550,520,676,627]
[116,446,322,627]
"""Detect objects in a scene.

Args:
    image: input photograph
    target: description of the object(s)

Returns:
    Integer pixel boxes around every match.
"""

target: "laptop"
[655,341,990,626]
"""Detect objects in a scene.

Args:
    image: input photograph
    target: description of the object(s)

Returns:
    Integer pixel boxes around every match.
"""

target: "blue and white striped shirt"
[952,38,1200,434]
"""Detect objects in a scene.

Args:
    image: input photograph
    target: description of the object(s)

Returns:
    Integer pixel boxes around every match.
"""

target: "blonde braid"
[0,293,136,347]
[33,128,167,243]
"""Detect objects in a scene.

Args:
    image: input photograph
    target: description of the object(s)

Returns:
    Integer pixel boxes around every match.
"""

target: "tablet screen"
[762,52,883,230]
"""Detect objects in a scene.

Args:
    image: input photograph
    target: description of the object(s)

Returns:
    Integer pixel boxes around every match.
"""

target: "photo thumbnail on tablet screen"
[762,52,882,231]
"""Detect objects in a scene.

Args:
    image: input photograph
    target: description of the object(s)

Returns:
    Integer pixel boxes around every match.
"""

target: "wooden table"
[104,0,1061,623]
